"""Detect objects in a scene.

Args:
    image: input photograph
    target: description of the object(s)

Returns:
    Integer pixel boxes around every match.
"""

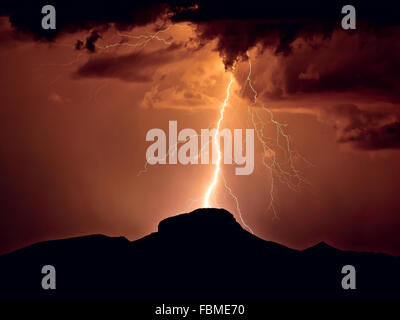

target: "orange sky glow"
[1,16,400,256]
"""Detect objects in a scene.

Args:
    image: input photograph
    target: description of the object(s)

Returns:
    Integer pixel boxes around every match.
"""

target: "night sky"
[1,1,400,255]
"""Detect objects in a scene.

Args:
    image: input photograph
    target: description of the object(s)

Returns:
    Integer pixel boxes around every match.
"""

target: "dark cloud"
[175,13,336,68]
[75,31,102,53]
[2,0,400,151]
[244,28,400,103]
[75,39,84,50]
[0,0,194,41]
[2,1,400,62]
[74,43,183,82]
[326,104,400,150]
[284,32,400,97]
[172,1,400,68]
[339,121,400,150]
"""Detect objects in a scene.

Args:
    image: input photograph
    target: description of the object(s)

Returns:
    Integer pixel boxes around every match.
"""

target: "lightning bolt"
[199,52,310,231]
[96,27,173,50]
[221,172,254,233]
[244,52,311,218]
[95,24,194,51]
[115,25,310,232]
[91,22,309,232]
[203,75,234,208]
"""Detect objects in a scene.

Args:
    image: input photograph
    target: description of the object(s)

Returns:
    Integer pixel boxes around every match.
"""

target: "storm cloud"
[75,43,183,82]
[2,0,400,152]
[323,104,400,150]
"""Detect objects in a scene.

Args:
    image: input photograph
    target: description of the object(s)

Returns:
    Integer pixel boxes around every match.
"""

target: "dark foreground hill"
[1,208,399,300]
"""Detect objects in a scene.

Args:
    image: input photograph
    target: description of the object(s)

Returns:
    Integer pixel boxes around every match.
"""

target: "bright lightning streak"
[95,24,194,51]
[96,27,172,50]
[203,75,234,208]
[128,25,310,232]
[245,52,311,218]
[221,173,254,233]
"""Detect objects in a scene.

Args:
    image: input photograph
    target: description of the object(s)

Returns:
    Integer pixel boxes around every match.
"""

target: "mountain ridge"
[1,208,399,300]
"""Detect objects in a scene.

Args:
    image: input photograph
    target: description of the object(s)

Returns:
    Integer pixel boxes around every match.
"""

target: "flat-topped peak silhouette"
[1,208,399,300]
[157,208,244,237]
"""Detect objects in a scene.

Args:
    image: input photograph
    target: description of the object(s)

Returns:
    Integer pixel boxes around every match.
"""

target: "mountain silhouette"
[1,208,399,300]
